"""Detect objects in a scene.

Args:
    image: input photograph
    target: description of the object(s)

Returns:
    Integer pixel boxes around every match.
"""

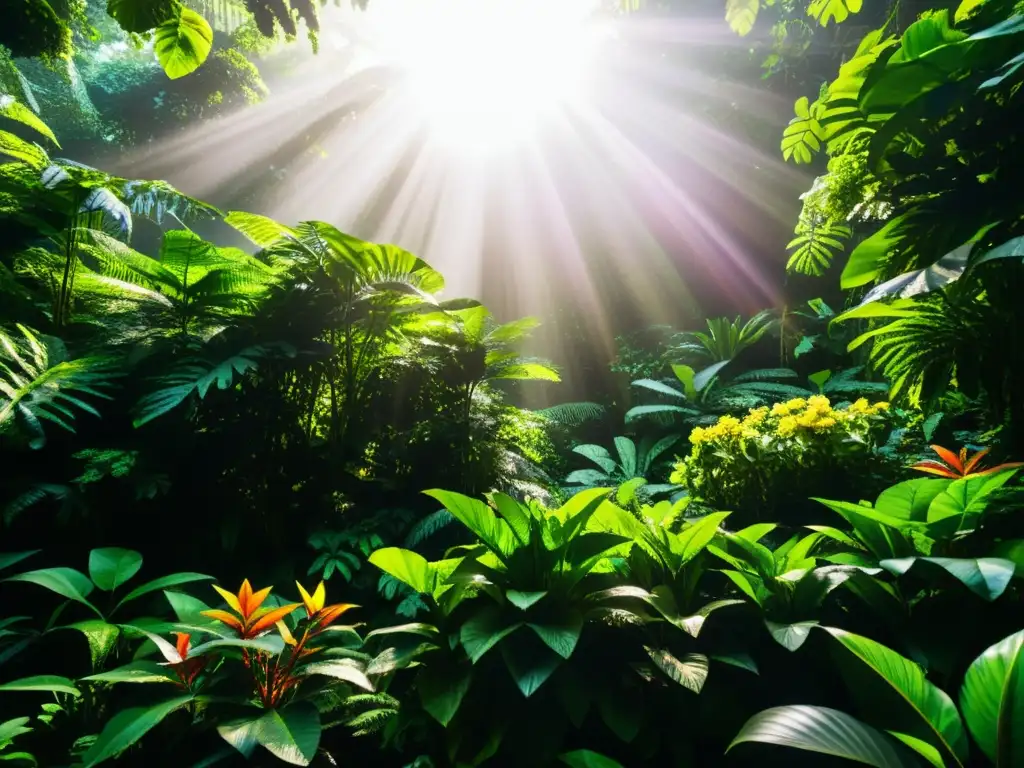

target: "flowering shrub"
[671,396,894,521]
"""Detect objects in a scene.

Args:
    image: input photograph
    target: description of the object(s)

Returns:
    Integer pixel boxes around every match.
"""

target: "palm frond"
[403,509,455,549]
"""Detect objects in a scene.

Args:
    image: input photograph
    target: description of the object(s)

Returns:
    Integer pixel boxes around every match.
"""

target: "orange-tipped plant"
[910,445,1023,479]
[200,579,301,639]
[170,632,205,687]
[201,579,357,708]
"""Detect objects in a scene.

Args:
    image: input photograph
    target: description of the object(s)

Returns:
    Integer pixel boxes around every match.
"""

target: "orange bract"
[295,580,357,629]
[910,445,1022,479]
[201,579,300,639]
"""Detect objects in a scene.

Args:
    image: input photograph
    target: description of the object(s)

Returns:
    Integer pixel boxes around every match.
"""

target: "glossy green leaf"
[826,628,968,765]
[418,659,471,725]
[216,709,262,758]
[506,590,547,611]
[88,548,143,592]
[254,703,320,766]
[460,605,522,663]
[767,620,818,652]
[364,622,439,640]
[154,7,213,80]
[841,217,907,289]
[299,660,373,691]
[959,628,1024,766]
[106,0,178,32]
[875,479,950,522]
[368,548,434,594]
[501,636,562,698]
[528,611,584,659]
[3,568,100,617]
[672,511,730,563]
[729,705,918,766]
[82,694,193,766]
[0,675,80,696]
[0,551,39,574]
[645,647,708,693]
[82,661,178,684]
[560,749,625,768]
[423,490,516,559]
[880,557,1015,601]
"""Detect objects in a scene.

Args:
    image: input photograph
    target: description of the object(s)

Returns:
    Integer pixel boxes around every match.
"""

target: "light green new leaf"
[879,557,1015,601]
[841,217,907,289]
[728,705,918,767]
[368,548,435,594]
[826,628,969,765]
[66,620,121,669]
[154,7,213,80]
[0,130,49,168]
[0,97,58,146]
[725,0,758,35]
[423,490,516,560]
[3,568,101,617]
[81,695,194,767]
[645,647,708,693]
[88,548,143,592]
[0,675,80,696]
[506,590,547,610]
[254,703,320,766]
[959,628,1024,766]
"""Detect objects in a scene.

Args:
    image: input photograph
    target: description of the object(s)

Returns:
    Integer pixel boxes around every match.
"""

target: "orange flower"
[295,581,357,629]
[201,579,300,639]
[911,445,1023,479]
[171,632,205,686]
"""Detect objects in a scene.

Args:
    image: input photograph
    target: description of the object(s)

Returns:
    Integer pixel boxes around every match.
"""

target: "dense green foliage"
[2,0,1024,766]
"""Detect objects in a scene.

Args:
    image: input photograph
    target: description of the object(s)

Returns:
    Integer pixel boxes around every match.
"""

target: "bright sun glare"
[369,0,608,151]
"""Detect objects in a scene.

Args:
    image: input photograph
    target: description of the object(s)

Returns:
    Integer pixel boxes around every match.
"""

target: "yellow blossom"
[744,406,769,426]
[689,426,707,445]
[808,395,831,411]
[848,398,871,414]
[777,416,798,437]
[812,416,837,430]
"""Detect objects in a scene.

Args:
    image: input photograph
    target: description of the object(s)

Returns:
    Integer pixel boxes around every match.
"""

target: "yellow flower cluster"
[689,395,890,445]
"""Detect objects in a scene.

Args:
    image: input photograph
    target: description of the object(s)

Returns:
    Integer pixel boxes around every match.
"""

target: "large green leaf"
[88,548,143,592]
[879,557,1015,601]
[297,660,373,691]
[841,216,907,289]
[460,605,522,663]
[154,7,213,80]
[418,659,471,725]
[3,568,100,617]
[767,620,819,652]
[66,620,121,669]
[423,490,516,559]
[0,676,80,696]
[0,96,57,146]
[875,479,950,522]
[81,661,178,684]
[368,548,434,594]
[501,634,562,698]
[0,551,39,573]
[82,694,193,766]
[254,703,320,766]
[0,129,49,168]
[528,611,584,659]
[645,647,708,693]
[560,750,625,768]
[671,511,731,564]
[728,705,918,767]
[959,628,1024,766]
[926,471,1018,537]
[115,572,213,610]
[826,628,968,766]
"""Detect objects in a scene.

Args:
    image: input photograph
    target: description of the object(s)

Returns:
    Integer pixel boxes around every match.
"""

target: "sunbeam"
[115,0,804,345]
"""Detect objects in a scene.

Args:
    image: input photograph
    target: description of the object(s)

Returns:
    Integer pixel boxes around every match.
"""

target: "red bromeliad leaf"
[962,448,990,475]
[910,460,961,478]
[931,445,964,474]
[249,604,301,635]
[173,632,191,658]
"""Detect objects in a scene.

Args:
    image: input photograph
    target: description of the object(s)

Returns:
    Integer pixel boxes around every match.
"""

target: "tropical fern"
[0,325,117,448]
[403,508,455,549]
[534,401,605,426]
[786,215,853,276]
[133,342,295,427]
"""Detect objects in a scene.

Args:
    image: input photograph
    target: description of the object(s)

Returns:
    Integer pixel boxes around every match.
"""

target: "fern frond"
[535,401,605,426]
[403,509,455,548]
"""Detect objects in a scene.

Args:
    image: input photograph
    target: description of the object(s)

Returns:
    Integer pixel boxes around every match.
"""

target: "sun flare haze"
[118,0,803,367]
